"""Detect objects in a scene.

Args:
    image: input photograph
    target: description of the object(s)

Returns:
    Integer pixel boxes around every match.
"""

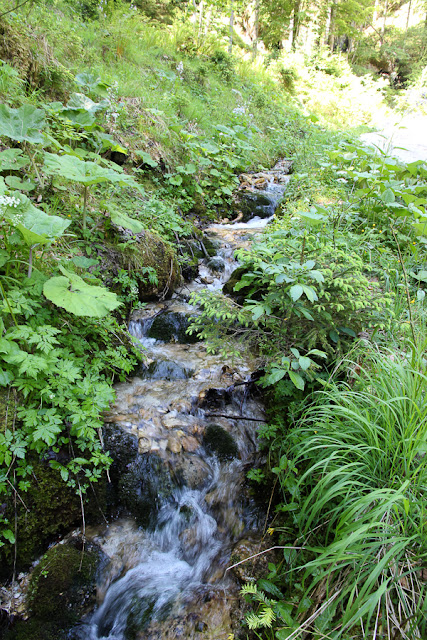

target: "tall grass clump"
[278,347,427,638]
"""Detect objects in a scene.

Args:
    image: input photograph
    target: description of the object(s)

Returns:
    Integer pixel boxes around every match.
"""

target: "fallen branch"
[204,412,267,422]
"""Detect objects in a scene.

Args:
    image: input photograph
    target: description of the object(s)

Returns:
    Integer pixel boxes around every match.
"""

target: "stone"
[162,415,184,429]
[181,436,199,452]
[138,437,152,454]
[203,424,239,460]
[167,436,182,454]
[147,312,199,344]
[174,456,212,489]
[206,257,225,273]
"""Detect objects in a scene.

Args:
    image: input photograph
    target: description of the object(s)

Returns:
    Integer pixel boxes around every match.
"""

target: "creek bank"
[1,158,292,640]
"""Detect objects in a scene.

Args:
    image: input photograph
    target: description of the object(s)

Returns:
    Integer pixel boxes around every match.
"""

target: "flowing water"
[71,166,290,640]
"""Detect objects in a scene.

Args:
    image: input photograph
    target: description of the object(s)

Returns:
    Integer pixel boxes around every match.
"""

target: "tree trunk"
[405,0,412,32]
[252,0,260,59]
[291,0,301,50]
[328,0,336,52]
[381,0,388,39]
[198,0,204,41]
[228,0,234,54]
[204,5,212,36]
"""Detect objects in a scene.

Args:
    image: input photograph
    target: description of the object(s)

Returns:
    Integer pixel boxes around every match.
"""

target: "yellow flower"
[410,300,415,304]
[373,223,376,227]
[267,527,275,535]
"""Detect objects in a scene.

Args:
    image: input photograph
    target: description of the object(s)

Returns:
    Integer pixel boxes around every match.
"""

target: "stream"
[69,165,290,640]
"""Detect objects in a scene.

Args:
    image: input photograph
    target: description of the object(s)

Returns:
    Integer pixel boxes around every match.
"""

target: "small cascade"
[70,161,291,640]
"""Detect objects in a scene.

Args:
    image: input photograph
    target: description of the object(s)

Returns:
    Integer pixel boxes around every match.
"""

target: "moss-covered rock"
[5,541,103,640]
[0,459,107,581]
[147,311,199,344]
[101,230,181,302]
[203,425,239,460]
[118,453,175,528]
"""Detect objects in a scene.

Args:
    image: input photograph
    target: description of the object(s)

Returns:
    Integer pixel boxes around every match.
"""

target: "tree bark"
[328,0,336,52]
[252,0,260,59]
[228,0,234,54]
[291,0,301,50]
[381,0,388,39]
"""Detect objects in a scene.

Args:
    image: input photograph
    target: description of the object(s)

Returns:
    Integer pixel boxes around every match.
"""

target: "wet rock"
[197,388,232,411]
[222,266,250,298]
[147,312,199,344]
[173,456,212,489]
[6,540,105,640]
[181,436,200,453]
[206,257,225,273]
[118,454,174,528]
[141,359,194,380]
[139,585,241,640]
[238,191,278,221]
[203,425,239,460]
[167,436,182,454]
[230,536,280,583]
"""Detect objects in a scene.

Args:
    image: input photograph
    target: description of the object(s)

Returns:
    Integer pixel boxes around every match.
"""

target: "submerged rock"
[147,311,199,344]
[203,424,239,460]
[118,454,175,528]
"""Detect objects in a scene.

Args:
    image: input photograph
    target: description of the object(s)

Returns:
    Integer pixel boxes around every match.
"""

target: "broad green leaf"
[75,72,110,97]
[258,579,283,598]
[251,305,265,321]
[3,194,71,246]
[307,349,327,359]
[338,326,357,337]
[43,266,120,317]
[298,211,326,227]
[290,284,303,301]
[5,175,35,192]
[413,218,427,236]
[43,153,142,191]
[289,371,305,390]
[409,270,427,283]
[264,368,287,385]
[0,149,29,171]
[417,289,425,302]
[67,93,108,114]
[0,249,9,267]
[302,285,318,302]
[71,256,99,268]
[0,104,45,144]
[0,369,13,386]
[298,356,312,370]
[109,209,145,233]
[168,174,183,186]
[60,109,95,126]
[329,329,339,343]
[382,188,395,204]
[136,150,158,167]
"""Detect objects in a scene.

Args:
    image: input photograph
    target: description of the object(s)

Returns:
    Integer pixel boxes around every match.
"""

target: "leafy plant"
[43,266,121,317]
[189,228,393,389]
[259,347,427,639]
[43,152,144,229]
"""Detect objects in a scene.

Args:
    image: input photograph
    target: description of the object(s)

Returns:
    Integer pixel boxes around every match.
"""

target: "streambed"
[4,162,291,640]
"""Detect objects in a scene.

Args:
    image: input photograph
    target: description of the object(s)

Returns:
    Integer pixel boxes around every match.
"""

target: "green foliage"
[189,227,393,389]
[258,347,427,639]
[43,266,121,317]
[0,104,46,144]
